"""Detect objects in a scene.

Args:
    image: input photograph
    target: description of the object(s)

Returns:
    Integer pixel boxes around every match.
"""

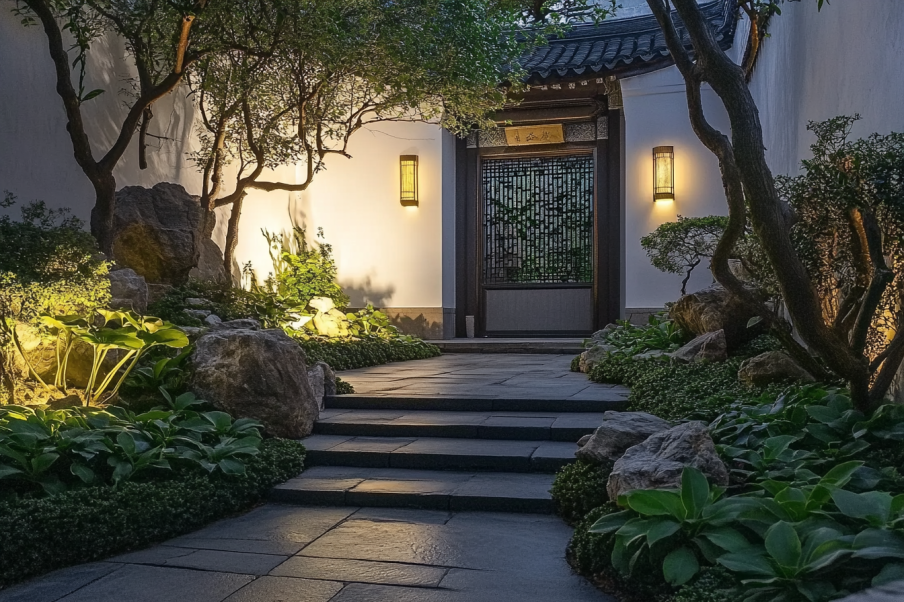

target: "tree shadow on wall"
[341,277,395,308]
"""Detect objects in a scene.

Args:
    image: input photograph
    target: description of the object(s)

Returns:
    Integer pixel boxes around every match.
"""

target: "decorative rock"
[204,314,223,326]
[146,283,173,305]
[669,283,761,348]
[589,324,617,344]
[184,309,211,319]
[191,238,227,283]
[607,422,729,501]
[185,298,210,308]
[670,330,727,363]
[738,351,815,386]
[189,328,318,438]
[631,349,670,361]
[310,297,350,338]
[108,268,148,314]
[307,361,336,411]
[111,182,206,285]
[576,434,592,447]
[576,411,671,465]
[212,319,261,331]
[578,343,616,373]
[178,326,204,342]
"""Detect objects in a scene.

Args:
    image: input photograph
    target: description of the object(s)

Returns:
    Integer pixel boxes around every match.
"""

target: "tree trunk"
[88,172,118,256]
[223,196,245,282]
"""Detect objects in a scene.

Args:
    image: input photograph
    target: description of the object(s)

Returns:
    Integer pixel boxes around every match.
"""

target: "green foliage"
[640,216,729,295]
[334,377,355,395]
[299,337,440,371]
[669,567,738,602]
[589,354,774,422]
[0,437,304,588]
[551,459,612,525]
[599,315,688,356]
[261,227,348,311]
[0,394,263,497]
[591,468,759,587]
[0,196,109,325]
[148,281,249,326]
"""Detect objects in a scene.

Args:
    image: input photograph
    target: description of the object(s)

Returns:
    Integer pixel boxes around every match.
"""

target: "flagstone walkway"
[1,354,624,602]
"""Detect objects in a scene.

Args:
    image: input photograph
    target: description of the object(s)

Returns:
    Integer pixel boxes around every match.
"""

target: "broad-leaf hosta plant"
[8,309,188,405]
[0,394,262,497]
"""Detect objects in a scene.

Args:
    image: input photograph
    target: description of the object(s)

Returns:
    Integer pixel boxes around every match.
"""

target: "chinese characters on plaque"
[504,124,565,146]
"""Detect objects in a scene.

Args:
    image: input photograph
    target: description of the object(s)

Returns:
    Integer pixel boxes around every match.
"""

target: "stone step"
[324,394,628,413]
[425,339,585,355]
[314,409,603,442]
[302,434,577,473]
[271,466,556,513]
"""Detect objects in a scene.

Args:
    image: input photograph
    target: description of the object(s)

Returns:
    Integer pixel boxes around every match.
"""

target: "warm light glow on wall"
[400,155,419,206]
[653,146,675,202]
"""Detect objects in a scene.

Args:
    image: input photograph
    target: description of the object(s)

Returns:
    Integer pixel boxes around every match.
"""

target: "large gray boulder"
[607,421,729,501]
[670,330,727,363]
[670,283,761,348]
[738,351,815,386]
[576,411,671,465]
[108,268,148,314]
[111,183,206,285]
[189,326,318,438]
[10,323,121,389]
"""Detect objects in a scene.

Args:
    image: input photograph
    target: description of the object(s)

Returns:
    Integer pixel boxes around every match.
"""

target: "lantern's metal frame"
[653,146,675,202]
[400,155,419,206]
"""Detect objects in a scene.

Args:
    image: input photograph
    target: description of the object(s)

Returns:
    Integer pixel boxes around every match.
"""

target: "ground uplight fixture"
[653,146,675,202]
[400,155,419,206]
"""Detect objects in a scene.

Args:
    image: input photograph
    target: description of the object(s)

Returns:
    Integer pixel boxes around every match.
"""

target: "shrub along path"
[0,354,625,602]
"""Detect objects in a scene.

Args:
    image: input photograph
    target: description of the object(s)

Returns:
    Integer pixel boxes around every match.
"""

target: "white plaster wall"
[0,10,201,218]
[620,67,733,309]
[749,0,904,177]
[225,121,446,309]
[1,9,445,310]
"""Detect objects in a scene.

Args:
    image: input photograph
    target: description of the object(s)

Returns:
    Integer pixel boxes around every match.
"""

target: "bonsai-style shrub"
[641,215,728,295]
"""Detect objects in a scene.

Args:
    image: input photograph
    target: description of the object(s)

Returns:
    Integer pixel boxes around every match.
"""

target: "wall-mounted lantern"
[400,155,419,207]
[653,146,675,202]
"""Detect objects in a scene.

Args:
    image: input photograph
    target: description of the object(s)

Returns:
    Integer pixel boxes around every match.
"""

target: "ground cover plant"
[0,437,305,588]
[558,316,904,601]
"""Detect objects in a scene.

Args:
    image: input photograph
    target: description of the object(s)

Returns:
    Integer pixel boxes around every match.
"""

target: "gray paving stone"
[164,537,306,556]
[185,505,354,544]
[350,507,454,525]
[158,549,289,575]
[223,576,342,602]
[55,564,253,602]
[0,562,119,602]
[327,583,452,602]
[272,556,447,587]
[837,581,904,601]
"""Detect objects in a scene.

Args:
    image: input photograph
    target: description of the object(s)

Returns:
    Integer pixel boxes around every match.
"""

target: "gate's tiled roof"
[519,0,738,83]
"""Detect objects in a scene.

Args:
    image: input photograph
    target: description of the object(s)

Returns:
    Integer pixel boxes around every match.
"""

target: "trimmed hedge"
[0,438,305,588]
[299,337,440,371]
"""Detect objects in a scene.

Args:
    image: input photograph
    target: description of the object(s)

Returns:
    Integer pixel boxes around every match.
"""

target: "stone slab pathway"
[2,354,622,601]
[1,506,614,602]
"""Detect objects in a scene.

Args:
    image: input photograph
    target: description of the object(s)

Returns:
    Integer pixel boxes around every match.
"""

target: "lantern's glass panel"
[400,156,418,204]
[653,147,674,200]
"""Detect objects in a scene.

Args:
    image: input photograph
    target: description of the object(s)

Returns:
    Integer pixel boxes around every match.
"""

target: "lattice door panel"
[482,155,594,285]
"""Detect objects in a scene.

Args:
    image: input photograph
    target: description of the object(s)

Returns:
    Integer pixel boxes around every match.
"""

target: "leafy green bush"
[0,437,304,588]
[600,315,687,356]
[260,226,349,310]
[551,459,612,525]
[0,393,263,496]
[335,377,355,395]
[299,336,440,371]
[640,215,728,296]
[0,196,110,325]
[148,281,251,326]
[568,504,672,602]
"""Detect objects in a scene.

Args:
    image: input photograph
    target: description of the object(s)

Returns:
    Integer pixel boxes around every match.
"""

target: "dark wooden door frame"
[454,109,623,338]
